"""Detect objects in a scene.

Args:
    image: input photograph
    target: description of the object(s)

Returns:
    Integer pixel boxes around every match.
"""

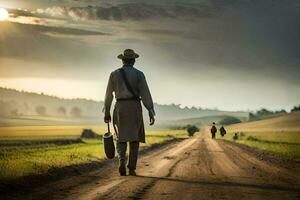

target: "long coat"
[104,65,155,143]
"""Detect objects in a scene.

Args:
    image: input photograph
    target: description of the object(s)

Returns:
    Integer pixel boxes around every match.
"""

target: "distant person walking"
[219,126,226,137]
[210,122,217,139]
[104,49,155,176]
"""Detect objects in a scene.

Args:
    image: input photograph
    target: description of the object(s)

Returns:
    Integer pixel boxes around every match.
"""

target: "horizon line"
[0,86,252,113]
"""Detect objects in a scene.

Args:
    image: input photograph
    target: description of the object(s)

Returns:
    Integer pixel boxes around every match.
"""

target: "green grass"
[222,131,300,158]
[0,139,103,180]
[0,125,106,140]
[237,140,300,158]
[0,116,102,127]
[0,129,187,181]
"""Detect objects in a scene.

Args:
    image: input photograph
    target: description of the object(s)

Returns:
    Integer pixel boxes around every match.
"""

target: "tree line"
[35,105,82,118]
[248,105,300,121]
[0,100,82,118]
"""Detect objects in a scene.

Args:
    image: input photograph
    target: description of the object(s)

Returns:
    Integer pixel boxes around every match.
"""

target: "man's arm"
[138,72,155,125]
[103,73,114,122]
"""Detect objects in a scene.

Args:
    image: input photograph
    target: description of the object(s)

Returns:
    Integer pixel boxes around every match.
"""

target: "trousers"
[117,141,139,170]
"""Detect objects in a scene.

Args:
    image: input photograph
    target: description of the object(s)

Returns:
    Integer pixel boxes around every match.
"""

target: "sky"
[0,0,299,111]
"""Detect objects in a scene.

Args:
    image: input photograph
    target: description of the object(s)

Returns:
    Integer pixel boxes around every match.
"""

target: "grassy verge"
[0,130,187,181]
[0,125,106,140]
[221,131,300,158]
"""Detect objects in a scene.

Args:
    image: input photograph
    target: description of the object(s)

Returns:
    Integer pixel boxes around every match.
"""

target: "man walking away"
[210,122,217,139]
[220,126,226,137]
[103,49,155,176]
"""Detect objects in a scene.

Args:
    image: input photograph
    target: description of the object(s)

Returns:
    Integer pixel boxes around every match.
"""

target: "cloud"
[2,20,110,36]
[8,8,35,17]
[7,8,67,27]
[5,8,111,36]
[0,0,299,110]
[36,3,217,21]
[23,23,110,36]
[0,21,112,67]
[3,0,299,79]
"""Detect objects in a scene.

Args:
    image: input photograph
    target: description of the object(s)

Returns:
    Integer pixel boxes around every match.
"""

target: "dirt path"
[6,130,300,200]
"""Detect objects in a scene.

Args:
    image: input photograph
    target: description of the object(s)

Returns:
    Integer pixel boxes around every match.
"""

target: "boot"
[119,161,126,176]
[129,169,136,176]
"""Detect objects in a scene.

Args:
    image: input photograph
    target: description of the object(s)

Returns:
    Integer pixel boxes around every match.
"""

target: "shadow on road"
[135,175,300,192]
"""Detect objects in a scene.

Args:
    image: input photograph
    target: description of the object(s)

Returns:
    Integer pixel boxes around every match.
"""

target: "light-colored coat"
[104,65,155,143]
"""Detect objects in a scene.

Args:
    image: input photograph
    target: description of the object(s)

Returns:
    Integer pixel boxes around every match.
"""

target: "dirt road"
[6,130,300,200]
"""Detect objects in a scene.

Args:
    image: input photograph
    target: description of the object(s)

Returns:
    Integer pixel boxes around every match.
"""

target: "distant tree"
[0,100,11,117]
[248,108,275,121]
[24,102,30,110]
[274,109,287,114]
[10,109,19,116]
[256,108,273,117]
[219,116,241,125]
[186,125,199,137]
[70,107,82,118]
[248,112,256,121]
[35,106,47,116]
[291,105,300,112]
[57,106,67,116]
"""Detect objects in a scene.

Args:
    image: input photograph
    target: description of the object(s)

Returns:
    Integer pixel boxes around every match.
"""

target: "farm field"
[0,127,187,181]
[0,116,102,127]
[221,112,300,158]
[0,125,106,140]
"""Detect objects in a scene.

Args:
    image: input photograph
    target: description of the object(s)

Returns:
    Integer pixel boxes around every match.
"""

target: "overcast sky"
[0,0,299,111]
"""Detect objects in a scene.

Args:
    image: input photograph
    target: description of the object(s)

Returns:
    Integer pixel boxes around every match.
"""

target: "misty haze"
[0,1,299,200]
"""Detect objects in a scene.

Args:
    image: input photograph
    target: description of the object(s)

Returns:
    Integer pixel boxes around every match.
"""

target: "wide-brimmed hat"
[117,49,139,60]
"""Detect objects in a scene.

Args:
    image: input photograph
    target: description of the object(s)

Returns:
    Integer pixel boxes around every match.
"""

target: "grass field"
[221,112,300,158]
[222,131,300,158]
[0,116,102,127]
[0,125,106,140]
[0,127,187,181]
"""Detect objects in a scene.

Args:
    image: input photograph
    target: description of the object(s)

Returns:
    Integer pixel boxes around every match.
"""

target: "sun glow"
[0,8,9,21]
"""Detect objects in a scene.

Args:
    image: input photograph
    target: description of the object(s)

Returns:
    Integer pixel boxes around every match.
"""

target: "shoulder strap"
[119,68,139,98]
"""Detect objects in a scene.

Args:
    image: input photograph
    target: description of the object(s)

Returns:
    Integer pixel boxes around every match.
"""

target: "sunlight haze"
[0,8,8,20]
[0,0,299,111]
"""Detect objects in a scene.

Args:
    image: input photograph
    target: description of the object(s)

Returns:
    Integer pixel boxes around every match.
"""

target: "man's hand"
[104,115,111,123]
[149,117,155,126]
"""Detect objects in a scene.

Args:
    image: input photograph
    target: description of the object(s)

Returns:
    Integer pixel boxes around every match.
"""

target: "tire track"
[138,131,300,200]
[126,140,195,200]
